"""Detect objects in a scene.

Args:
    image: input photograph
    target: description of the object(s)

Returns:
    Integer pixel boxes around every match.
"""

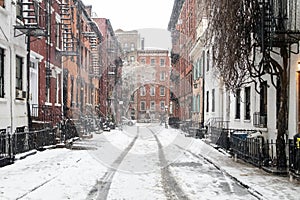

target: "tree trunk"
[276,46,288,170]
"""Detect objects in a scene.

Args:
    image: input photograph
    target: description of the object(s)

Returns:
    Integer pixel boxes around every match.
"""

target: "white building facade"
[0,0,28,134]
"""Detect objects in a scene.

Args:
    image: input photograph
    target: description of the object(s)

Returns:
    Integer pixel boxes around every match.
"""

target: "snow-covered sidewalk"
[186,135,300,200]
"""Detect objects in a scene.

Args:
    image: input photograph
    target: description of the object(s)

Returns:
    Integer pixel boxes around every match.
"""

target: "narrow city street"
[0,124,259,200]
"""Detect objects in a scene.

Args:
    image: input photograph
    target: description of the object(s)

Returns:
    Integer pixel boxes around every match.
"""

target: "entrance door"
[30,61,38,116]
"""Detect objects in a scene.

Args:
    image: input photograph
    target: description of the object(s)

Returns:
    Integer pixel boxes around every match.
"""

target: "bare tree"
[206,0,300,169]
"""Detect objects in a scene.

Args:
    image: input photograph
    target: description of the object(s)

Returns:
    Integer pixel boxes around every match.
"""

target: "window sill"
[45,102,52,106]
[55,103,61,107]
[244,119,251,123]
[14,99,26,104]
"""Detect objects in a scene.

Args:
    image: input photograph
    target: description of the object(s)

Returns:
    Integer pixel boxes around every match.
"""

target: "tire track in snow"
[15,151,80,200]
[86,132,139,200]
[175,144,263,200]
[147,127,190,200]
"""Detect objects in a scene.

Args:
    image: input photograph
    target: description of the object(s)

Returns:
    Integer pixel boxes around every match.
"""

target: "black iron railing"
[11,128,57,154]
[0,130,12,167]
[230,135,266,167]
[289,139,300,175]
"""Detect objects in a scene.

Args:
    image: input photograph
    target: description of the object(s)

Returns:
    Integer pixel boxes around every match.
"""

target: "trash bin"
[294,133,300,173]
[196,128,207,139]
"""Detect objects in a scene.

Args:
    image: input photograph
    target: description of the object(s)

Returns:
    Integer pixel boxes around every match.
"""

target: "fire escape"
[258,0,300,57]
[60,0,78,118]
[60,0,77,56]
[253,0,300,127]
[83,32,100,76]
[14,0,46,37]
[14,0,47,129]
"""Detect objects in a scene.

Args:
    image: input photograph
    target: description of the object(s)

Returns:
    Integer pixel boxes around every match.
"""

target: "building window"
[193,61,198,81]
[212,45,215,68]
[150,86,155,96]
[55,22,61,49]
[0,48,4,98]
[150,58,155,66]
[160,71,165,81]
[197,94,200,112]
[55,72,61,104]
[212,89,215,112]
[16,0,22,20]
[235,89,241,119]
[206,50,209,72]
[140,58,145,64]
[260,81,268,118]
[70,76,74,107]
[0,0,5,8]
[16,56,23,90]
[206,91,209,112]
[46,85,50,103]
[160,58,165,67]
[160,86,165,96]
[140,86,146,96]
[192,95,196,112]
[245,86,251,120]
[150,101,155,110]
[140,101,146,111]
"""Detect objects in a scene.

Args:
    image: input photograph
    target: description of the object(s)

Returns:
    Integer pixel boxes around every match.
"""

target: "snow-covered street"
[0,124,299,200]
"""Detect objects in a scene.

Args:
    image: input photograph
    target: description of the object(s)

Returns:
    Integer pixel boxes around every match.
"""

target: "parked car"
[121,116,137,126]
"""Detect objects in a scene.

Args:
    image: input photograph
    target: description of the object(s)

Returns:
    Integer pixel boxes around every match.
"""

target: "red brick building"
[134,49,170,122]
[168,0,196,121]
[23,0,103,128]
[93,18,122,120]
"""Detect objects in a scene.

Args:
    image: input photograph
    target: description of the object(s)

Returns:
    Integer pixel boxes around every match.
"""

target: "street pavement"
[0,123,299,200]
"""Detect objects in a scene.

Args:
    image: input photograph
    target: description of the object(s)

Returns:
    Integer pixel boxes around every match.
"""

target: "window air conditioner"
[16,89,26,99]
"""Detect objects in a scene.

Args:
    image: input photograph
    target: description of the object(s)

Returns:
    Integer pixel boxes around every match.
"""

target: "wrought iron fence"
[289,139,300,175]
[230,135,266,167]
[11,128,57,154]
[0,130,12,167]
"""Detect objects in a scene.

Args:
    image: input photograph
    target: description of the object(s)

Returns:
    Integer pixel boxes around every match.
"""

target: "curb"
[201,154,266,200]
[15,150,38,160]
